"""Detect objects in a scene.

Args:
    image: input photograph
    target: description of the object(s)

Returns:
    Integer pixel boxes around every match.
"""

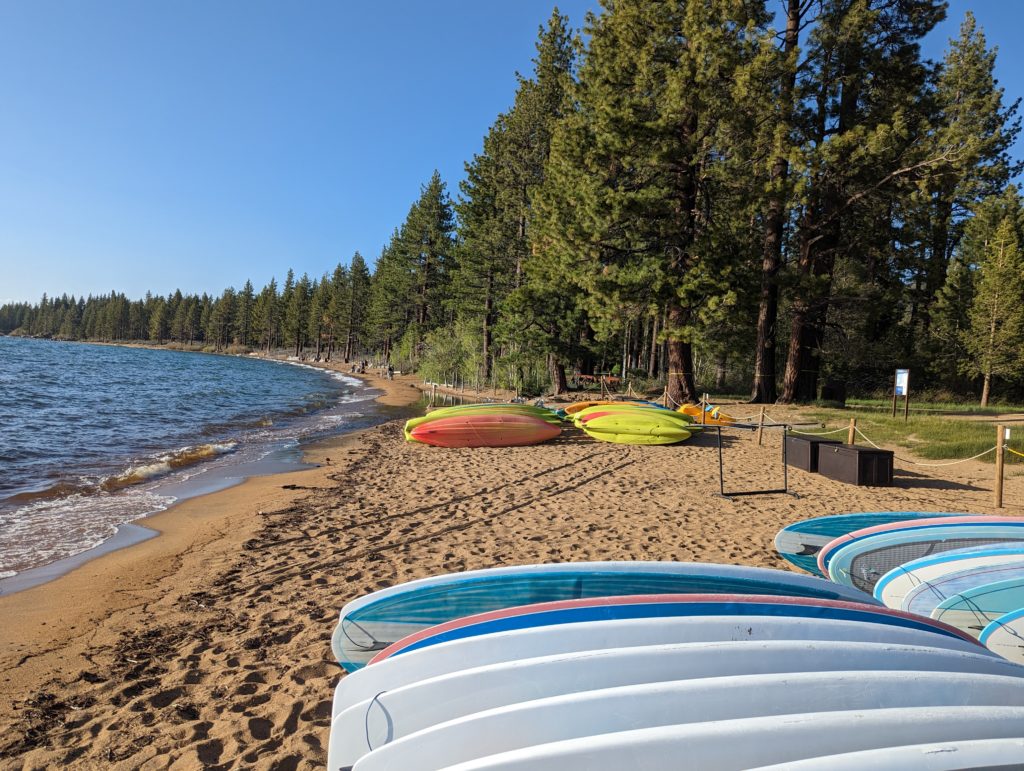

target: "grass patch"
[800,408,1022,465]
[845,398,1024,415]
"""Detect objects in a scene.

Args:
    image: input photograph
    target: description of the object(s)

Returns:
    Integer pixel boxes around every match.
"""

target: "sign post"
[893,369,910,421]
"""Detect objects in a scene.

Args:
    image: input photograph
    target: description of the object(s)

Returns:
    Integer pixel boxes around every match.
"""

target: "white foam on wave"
[0,489,175,576]
[103,442,238,490]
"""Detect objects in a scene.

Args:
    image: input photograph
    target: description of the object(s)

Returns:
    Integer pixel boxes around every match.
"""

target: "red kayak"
[408,414,561,448]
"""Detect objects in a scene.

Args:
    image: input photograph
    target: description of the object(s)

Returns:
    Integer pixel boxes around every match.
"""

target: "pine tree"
[778,0,946,402]
[957,187,1024,404]
[345,252,371,361]
[533,0,768,404]
[287,273,311,357]
[920,13,1022,315]
[235,279,255,348]
[455,9,576,384]
[308,276,331,360]
[326,263,349,361]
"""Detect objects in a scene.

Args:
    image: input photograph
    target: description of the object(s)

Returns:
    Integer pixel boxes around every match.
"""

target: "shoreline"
[0,343,415,595]
[0,367,421,695]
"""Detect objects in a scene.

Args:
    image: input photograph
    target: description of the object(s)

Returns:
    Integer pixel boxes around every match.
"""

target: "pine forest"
[3,1,1022,406]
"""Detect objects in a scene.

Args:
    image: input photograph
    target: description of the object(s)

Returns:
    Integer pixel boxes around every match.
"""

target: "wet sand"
[1,371,1021,769]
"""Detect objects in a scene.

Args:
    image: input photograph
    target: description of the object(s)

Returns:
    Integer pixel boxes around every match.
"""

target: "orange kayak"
[408,414,561,448]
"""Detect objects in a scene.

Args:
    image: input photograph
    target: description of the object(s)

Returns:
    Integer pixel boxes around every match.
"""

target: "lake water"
[0,337,381,586]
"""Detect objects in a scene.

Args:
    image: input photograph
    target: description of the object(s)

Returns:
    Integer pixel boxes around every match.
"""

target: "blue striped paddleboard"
[934,576,1024,637]
[371,594,978,665]
[773,512,965,576]
[902,561,1024,619]
[331,562,876,671]
[981,607,1024,664]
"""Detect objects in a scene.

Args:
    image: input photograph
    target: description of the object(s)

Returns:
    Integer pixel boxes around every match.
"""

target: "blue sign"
[895,369,909,396]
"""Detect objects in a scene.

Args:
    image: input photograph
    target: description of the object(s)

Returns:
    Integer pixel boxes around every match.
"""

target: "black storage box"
[817,444,894,487]
[785,435,842,473]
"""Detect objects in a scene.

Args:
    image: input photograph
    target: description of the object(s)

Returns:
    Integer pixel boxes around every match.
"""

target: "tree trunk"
[981,370,991,407]
[549,354,568,395]
[714,351,727,390]
[666,305,697,405]
[647,314,659,377]
[750,0,801,404]
[482,272,493,381]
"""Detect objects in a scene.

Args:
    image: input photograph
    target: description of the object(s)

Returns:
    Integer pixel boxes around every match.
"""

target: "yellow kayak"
[562,400,653,416]
[572,404,694,428]
[579,412,695,445]
[678,403,735,425]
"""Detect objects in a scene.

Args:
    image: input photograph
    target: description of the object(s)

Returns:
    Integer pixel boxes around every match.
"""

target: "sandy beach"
[1,369,1022,769]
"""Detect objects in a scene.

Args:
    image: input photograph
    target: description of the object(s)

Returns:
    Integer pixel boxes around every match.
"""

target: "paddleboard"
[874,545,1024,609]
[369,594,977,665]
[351,671,1024,771]
[774,512,968,576]
[981,607,1024,663]
[750,738,1024,770]
[824,521,1024,593]
[331,561,876,670]
[328,640,1024,769]
[331,613,997,719]
[903,561,1024,618]
[361,707,1024,771]
[934,576,1024,636]
[818,515,1021,575]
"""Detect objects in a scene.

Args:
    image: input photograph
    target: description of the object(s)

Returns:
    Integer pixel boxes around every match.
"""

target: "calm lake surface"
[0,337,379,583]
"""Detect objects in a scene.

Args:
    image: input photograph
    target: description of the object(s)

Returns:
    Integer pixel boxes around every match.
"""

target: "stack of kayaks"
[404,403,562,448]
[776,512,1024,663]
[571,403,699,445]
[327,561,1024,770]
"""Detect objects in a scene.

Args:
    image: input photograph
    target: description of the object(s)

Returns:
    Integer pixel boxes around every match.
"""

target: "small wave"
[0,570,16,579]
[100,443,237,492]
[5,481,94,505]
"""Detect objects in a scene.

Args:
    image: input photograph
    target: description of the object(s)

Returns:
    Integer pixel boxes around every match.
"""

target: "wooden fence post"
[756,406,765,446]
[848,418,856,445]
[995,424,1006,509]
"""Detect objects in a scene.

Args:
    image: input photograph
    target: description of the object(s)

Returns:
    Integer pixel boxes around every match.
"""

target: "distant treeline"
[4,2,1024,405]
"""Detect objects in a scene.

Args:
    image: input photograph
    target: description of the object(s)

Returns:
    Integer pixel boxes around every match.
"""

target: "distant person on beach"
[387,364,394,380]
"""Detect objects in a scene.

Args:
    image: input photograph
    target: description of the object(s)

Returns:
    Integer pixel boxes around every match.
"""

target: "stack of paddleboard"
[404,404,562,448]
[776,512,1024,663]
[570,403,701,445]
[327,561,1024,770]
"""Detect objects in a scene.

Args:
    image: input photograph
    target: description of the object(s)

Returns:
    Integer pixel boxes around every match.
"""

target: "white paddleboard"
[331,613,992,718]
[351,673,1024,771]
[429,707,1024,771]
[329,642,1024,769]
[750,737,1024,770]
[874,547,1024,609]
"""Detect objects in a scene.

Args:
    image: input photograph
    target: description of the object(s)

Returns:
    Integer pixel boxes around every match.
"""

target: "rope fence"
[594,384,1021,503]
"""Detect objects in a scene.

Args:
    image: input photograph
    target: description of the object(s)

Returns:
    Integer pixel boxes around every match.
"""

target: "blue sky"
[0,1,1020,304]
